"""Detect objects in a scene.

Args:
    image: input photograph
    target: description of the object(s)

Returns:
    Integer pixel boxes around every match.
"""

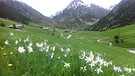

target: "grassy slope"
[102,24,135,48]
[0,18,135,76]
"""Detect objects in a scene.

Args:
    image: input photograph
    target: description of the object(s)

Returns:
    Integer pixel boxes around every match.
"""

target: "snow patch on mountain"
[79,18,99,25]
[66,1,87,9]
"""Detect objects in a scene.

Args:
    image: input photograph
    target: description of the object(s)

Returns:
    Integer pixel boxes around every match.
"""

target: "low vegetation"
[0,18,135,76]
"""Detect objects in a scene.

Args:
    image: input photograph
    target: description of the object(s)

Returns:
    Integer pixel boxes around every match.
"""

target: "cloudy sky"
[17,0,121,17]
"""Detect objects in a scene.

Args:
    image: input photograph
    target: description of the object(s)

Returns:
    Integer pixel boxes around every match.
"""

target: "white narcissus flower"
[10,33,14,36]
[132,68,135,71]
[67,48,70,52]
[52,46,55,51]
[5,40,9,45]
[80,66,87,72]
[61,33,66,38]
[103,61,109,67]
[113,65,122,72]
[28,47,33,53]
[96,67,103,74]
[27,42,33,53]
[85,51,94,63]
[58,56,60,59]
[18,46,26,53]
[79,51,86,59]
[109,42,112,46]
[60,48,64,52]
[50,52,54,59]
[119,75,124,76]
[15,40,18,45]
[46,46,50,52]
[64,54,67,57]
[67,34,72,39]
[95,55,102,62]
[89,61,96,67]
[124,67,132,73]
[24,36,29,43]
[97,39,101,42]
[64,62,70,68]
[36,43,43,47]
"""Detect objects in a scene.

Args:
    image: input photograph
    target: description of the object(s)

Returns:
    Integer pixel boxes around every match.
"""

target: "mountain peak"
[66,0,85,9]
[73,0,83,2]
[53,1,109,29]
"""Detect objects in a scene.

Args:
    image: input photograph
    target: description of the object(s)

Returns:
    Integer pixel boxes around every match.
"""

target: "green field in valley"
[0,18,135,76]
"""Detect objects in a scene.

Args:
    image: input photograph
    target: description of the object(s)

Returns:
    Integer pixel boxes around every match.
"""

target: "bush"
[114,35,120,44]
[115,39,119,44]
[114,36,124,44]
[0,23,6,27]
[13,24,16,29]
[114,35,119,40]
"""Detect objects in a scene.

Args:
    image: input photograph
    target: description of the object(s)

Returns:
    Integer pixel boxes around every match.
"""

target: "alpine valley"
[1,0,135,76]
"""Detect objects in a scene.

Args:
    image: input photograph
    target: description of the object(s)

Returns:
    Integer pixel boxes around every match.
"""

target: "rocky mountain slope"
[53,0,109,29]
[88,0,135,31]
[0,0,59,27]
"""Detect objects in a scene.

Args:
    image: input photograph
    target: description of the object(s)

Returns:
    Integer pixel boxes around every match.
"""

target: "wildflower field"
[1,18,135,76]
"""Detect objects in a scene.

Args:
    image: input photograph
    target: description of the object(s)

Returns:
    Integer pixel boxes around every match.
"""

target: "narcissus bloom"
[8,64,13,67]
[5,40,9,45]
[64,62,70,68]
[15,40,18,45]
[24,36,29,43]
[10,32,14,36]
[52,46,55,51]
[27,42,33,53]
[18,46,26,53]
[96,67,103,74]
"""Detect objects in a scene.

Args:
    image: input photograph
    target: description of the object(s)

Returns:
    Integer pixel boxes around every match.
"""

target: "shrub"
[114,35,120,44]
[115,39,119,44]
[0,23,6,27]
[114,35,119,40]
[13,24,16,29]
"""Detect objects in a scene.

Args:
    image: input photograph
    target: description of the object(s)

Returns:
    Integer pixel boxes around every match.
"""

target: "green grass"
[1,18,135,76]
[101,24,135,48]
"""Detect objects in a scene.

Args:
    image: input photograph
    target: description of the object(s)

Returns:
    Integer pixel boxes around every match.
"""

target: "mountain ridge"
[87,0,135,31]
[0,0,60,28]
[53,0,109,29]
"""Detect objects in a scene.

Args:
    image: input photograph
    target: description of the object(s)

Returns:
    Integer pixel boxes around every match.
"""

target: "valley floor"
[0,18,135,76]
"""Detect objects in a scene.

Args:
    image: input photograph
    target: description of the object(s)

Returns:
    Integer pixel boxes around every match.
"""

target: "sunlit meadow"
[1,31,135,76]
[1,18,135,76]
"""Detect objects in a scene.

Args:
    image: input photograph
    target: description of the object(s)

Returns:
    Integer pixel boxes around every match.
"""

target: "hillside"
[0,0,61,28]
[53,0,109,29]
[88,0,135,31]
[101,24,135,48]
[1,18,135,76]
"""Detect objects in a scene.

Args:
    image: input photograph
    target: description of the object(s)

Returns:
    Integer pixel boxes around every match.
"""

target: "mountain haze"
[53,0,109,29]
[88,0,135,31]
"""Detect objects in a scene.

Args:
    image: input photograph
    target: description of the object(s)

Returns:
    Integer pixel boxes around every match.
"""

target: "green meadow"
[0,18,135,76]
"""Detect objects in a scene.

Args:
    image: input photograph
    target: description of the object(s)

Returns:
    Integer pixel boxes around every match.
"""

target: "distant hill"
[87,0,135,31]
[52,0,109,29]
[0,0,62,28]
